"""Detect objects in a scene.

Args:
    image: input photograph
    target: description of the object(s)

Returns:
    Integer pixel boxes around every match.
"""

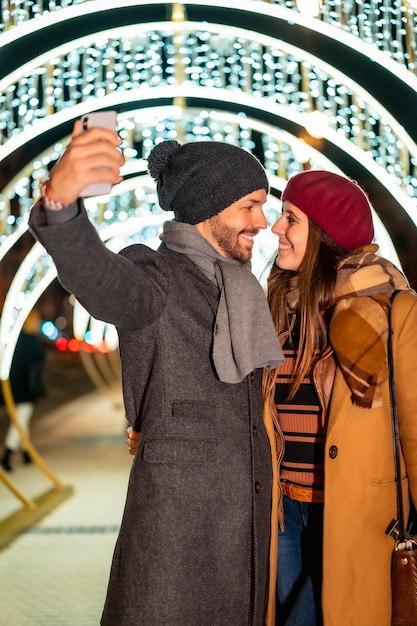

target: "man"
[29,121,283,625]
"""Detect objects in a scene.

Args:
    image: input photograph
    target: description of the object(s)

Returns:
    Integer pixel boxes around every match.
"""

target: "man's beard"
[209,214,258,263]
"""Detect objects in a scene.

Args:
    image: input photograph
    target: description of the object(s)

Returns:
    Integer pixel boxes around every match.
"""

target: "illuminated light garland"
[1,20,415,220]
[0,84,417,233]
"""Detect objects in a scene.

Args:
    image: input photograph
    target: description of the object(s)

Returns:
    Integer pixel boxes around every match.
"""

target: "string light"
[304,110,329,139]
[296,0,321,18]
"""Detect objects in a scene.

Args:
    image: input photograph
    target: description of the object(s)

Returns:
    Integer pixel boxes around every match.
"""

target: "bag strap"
[387,290,406,541]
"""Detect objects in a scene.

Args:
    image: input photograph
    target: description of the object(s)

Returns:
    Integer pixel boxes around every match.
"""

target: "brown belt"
[281,481,324,504]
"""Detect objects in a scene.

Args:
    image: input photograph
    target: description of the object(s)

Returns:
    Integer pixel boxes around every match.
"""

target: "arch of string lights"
[0,0,416,377]
[1,0,416,75]
[0,1,416,234]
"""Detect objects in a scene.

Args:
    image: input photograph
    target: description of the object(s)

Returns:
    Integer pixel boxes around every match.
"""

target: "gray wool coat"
[29,203,273,626]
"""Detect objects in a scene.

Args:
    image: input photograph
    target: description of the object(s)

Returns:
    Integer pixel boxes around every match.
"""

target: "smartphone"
[79,110,118,197]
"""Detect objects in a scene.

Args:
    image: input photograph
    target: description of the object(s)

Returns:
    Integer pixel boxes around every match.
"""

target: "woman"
[263,170,417,626]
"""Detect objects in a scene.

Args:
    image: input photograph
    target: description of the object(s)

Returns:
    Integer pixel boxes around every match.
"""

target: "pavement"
[0,352,132,626]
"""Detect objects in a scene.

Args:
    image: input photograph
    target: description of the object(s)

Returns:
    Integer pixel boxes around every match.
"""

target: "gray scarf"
[160,221,284,383]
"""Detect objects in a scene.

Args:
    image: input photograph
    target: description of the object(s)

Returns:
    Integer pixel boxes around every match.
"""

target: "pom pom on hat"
[147,140,180,180]
[281,170,374,251]
[148,140,269,225]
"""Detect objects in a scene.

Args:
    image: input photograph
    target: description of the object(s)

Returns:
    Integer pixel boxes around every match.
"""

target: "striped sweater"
[274,332,324,487]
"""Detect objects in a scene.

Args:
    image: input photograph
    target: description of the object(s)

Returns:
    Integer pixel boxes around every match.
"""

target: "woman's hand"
[127,426,141,456]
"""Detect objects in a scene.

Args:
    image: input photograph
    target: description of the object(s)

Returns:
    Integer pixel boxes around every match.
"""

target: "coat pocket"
[166,400,218,437]
[171,400,218,420]
[142,438,217,464]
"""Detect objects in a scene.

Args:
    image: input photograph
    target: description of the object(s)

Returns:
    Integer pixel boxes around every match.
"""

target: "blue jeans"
[276,496,324,626]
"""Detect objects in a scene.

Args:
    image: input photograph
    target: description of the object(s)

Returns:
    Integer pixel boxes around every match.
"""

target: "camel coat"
[29,203,273,626]
[264,290,417,626]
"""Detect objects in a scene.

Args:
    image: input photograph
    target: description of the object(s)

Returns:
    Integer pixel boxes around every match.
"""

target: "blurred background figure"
[1,311,47,472]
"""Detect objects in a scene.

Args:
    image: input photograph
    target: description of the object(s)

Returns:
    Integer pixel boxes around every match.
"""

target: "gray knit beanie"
[147,140,269,224]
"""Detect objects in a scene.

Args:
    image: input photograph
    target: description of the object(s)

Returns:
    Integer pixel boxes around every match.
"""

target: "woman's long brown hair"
[266,219,347,399]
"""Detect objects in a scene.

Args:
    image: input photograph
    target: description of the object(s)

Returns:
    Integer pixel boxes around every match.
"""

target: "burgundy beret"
[281,170,374,251]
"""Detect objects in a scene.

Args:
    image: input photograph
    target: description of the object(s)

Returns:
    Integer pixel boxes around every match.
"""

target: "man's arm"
[29,120,168,330]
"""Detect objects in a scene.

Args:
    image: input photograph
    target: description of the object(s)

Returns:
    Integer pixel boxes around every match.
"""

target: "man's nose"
[253,206,268,230]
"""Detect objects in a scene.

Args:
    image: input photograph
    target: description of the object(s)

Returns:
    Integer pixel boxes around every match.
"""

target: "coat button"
[329,445,338,459]
[255,481,262,493]
[250,373,255,383]
[253,425,259,437]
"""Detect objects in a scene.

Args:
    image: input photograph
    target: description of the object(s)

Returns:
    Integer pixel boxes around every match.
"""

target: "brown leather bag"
[387,292,417,626]
[391,539,417,626]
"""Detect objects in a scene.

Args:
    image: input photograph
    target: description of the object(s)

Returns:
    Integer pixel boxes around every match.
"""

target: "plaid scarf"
[330,245,410,408]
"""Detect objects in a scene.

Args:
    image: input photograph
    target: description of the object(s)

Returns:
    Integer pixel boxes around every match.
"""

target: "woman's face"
[271,201,309,271]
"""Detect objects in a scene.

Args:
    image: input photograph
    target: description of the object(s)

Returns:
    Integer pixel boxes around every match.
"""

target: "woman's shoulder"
[392,289,417,324]
[393,289,417,305]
